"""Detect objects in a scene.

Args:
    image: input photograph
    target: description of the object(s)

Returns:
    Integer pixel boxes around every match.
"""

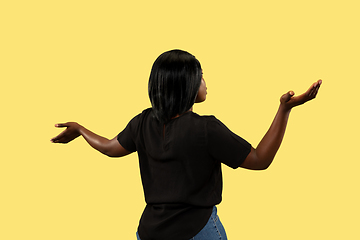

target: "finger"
[312,84,321,97]
[313,79,322,89]
[50,135,62,142]
[55,123,68,128]
[51,135,67,143]
[51,139,66,144]
[51,137,61,143]
[310,80,322,97]
[308,86,317,97]
[281,91,295,103]
[50,138,60,143]
[306,80,321,98]
[51,129,68,142]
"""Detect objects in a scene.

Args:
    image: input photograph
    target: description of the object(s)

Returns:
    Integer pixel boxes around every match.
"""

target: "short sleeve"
[117,114,140,153]
[207,117,251,169]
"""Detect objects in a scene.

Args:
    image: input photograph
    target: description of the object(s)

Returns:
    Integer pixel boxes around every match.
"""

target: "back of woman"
[118,107,251,239]
[51,49,322,240]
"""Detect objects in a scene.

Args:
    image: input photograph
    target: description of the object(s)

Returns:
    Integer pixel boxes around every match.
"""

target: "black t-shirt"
[117,108,251,240]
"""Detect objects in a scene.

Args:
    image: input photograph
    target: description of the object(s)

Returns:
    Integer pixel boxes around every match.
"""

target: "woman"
[51,49,322,240]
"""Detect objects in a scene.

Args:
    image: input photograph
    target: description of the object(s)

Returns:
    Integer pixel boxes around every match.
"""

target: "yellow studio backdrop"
[1,0,359,239]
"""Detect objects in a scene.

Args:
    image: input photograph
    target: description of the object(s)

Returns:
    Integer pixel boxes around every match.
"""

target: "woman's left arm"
[240,80,322,170]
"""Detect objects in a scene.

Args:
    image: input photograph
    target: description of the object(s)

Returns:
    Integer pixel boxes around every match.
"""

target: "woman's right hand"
[50,122,132,157]
[51,122,82,143]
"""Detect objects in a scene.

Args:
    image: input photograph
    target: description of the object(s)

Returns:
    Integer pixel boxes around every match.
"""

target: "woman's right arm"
[51,122,132,157]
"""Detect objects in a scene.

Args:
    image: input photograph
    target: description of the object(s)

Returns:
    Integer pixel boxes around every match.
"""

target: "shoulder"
[189,111,217,121]
[191,113,241,139]
[129,108,153,123]
[179,112,218,129]
[119,108,155,137]
[121,108,155,134]
[189,112,224,127]
[184,112,231,138]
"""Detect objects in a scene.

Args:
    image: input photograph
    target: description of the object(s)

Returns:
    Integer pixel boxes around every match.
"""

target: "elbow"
[241,148,273,170]
[102,149,117,158]
[253,149,274,170]
[249,162,270,170]
[256,157,273,170]
[98,146,114,157]
[252,156,274,170]
[257,163,271,170]
[101,145,133,158]
[240,159,272,170]
[104,152,118,158]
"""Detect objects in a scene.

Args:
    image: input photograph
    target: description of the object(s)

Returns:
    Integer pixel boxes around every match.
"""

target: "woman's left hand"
[280,79,322,111]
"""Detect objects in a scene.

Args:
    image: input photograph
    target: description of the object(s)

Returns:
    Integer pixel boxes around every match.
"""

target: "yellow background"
[1,0,359,239]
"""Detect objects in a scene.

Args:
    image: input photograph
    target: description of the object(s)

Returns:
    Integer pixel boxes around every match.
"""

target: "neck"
[171,107,193,120]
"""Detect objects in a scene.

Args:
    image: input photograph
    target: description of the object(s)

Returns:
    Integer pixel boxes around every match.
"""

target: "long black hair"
[148,49,202,123]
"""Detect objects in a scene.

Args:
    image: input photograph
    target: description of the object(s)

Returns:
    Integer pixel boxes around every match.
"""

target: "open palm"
[280,80,322,110]
[51,122,81,143]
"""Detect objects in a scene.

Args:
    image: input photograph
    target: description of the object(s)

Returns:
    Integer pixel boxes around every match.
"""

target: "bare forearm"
[52,122,131,157]
[255,105,291,168]
[240,81,321,170]
[78,125,111,155]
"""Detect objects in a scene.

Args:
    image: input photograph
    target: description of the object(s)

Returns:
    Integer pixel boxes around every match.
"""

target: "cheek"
[200,86,207,99]
[202,82,207,94]
[200,80,205,90]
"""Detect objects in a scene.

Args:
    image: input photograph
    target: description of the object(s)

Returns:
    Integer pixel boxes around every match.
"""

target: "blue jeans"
[136,206,228,240]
